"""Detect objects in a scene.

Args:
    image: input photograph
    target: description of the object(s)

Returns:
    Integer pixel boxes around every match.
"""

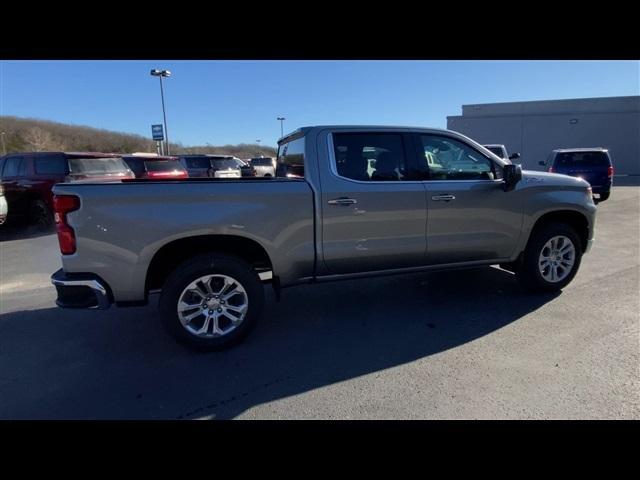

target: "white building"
[447,96,640,175]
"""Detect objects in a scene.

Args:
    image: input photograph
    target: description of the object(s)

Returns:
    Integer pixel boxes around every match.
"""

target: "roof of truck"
[278,125,457,144]
[553,147,608,153]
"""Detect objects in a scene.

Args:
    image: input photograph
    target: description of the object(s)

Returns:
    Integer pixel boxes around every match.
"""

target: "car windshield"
[145,160,184,172]
[68,157,131,175]
[182,157,210,169]
[556,151,610,167]
[211,159,238,170]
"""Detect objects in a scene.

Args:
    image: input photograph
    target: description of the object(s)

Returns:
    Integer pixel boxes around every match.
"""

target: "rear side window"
[276,137,305,178]
[333,133,407,181]
[2,157,25,177]
[35,156,68,175]
[182,157,210,169]
[68,157,131,175]
[556,152,610,167]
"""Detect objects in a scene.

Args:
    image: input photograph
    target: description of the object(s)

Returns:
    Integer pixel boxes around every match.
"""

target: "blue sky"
[1,60,638,148]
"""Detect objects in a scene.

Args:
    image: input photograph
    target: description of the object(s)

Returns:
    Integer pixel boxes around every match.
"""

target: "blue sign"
[151,124,164,141]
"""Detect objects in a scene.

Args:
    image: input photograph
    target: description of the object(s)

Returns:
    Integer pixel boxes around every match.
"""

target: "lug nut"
[217,308,222,312]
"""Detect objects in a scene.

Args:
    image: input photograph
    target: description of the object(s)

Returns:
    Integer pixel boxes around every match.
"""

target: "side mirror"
[508,152,521,160]
[503,164,522,192]
[538,160,546,166]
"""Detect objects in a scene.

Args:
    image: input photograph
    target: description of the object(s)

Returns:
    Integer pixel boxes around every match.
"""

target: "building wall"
[447,97,640,175]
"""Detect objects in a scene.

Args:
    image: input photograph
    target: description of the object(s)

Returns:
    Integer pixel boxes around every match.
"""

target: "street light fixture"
[277,117,286,138]
[150,69,172,155]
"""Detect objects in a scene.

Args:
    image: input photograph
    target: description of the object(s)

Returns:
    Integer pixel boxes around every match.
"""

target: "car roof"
[121,154,178,160]
[278,125,471,144]
[553,147,608,153]
[1,151,121,158]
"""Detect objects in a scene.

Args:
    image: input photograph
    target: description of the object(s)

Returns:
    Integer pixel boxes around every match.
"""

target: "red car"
[0,151,135,228]
[121,154,188,179]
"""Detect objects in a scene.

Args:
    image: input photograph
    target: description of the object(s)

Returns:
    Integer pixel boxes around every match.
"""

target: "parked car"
[0,152,134,228]
[122,155,188,179]
[177,155,213,178]
[483,144,521,163]
[540,148,613,202]
[0,183,7,225]
[250,157,276,177]
[50,125,596,351]
[231,157,256,177]
[208,156,242,179]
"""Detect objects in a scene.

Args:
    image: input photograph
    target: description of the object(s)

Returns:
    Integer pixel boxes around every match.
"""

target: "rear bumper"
[50,269,112,309]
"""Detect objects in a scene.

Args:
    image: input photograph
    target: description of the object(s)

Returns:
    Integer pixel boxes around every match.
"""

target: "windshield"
[211,159,239,170]
[145,160,185,172]
[68,157,131,175]
[182,156,210,169]
[251,158,274,166]
[556,151,610,167]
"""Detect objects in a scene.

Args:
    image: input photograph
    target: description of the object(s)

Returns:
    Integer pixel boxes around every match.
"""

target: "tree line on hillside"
[0,116,277,159]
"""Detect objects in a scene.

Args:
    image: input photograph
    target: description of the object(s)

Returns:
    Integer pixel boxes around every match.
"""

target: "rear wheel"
[159,253,264,351]
[517,222,582,292]
[598,192,610,202]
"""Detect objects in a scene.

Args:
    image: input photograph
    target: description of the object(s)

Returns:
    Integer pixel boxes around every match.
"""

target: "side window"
[2,157,23,177]
[35,156,67,175]
[333,133,407,181]
[420,135,495,181]
[276,137,305,178]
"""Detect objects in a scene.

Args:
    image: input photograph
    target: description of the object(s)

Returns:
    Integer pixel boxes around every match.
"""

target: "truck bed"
[53,179,315,302]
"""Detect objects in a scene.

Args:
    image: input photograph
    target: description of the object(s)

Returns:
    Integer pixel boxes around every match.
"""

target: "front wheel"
[159,254,265,351]
[516,222,583,292]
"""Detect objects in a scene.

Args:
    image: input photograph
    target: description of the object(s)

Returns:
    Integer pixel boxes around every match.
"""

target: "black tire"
[598,192,610,202]
[29,199,54,231]
[516,222,583,292]
[159,253,264,351]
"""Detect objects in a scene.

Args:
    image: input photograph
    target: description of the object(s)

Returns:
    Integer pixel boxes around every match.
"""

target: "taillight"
[548,166,554,173]
[608,165,614,178]
[53,195,80,255]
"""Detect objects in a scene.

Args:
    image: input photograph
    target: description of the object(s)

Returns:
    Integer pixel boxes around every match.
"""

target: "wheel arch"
[526,210,590,253]
[145,234,273,294]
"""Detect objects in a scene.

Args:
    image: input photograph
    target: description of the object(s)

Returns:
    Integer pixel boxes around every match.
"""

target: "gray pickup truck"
[51,126,597,350]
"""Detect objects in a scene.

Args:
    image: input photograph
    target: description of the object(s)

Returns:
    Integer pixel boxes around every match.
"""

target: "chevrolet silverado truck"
[50,126,597,350]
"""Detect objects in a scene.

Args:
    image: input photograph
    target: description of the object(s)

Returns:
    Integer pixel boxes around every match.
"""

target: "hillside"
[0,116,277,159]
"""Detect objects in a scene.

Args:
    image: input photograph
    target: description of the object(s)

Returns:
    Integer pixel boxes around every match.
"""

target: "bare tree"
[23,127,65,151]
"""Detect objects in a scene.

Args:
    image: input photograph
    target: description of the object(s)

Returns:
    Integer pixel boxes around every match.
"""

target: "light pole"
[150,69,171,155]
[277,117,286,138]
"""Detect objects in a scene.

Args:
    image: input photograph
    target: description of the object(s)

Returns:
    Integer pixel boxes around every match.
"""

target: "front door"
[417,133,523,265]
[320,131,428,274]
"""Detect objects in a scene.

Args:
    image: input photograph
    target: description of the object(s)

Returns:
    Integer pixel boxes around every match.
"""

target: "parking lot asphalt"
[0,186,638,419]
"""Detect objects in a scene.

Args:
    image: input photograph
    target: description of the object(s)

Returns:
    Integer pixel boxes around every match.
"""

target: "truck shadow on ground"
[0,266,559,419]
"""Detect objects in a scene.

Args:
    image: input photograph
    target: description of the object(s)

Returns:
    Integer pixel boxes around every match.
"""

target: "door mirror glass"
[538,160,546,166]
[508,152,521,160]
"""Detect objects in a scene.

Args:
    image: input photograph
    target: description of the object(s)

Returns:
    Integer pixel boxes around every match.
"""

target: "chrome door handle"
[431,194,456,201]
[328,197,357,206]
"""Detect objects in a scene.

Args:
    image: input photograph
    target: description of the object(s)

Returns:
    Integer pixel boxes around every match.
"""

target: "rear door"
[319,130,428,274]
